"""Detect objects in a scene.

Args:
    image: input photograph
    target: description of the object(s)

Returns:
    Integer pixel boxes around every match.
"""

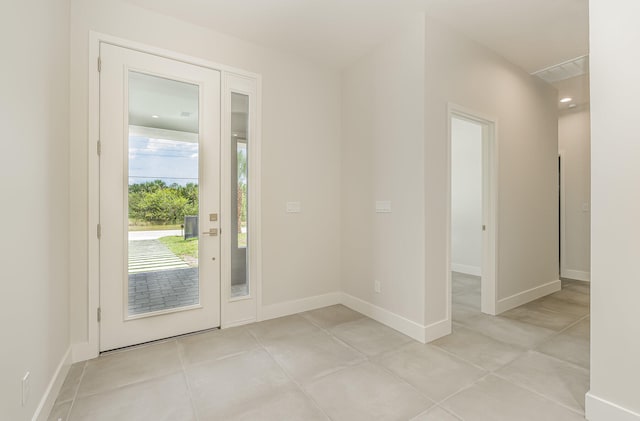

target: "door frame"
[558,151,567,279]
[79,32,262,361]
[447,103,499,316]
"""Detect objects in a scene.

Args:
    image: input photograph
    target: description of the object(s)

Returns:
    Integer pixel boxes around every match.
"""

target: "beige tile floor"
[48,274,589,420]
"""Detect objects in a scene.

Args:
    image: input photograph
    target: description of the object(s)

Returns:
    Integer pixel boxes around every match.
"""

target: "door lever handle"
[202,228,218,236]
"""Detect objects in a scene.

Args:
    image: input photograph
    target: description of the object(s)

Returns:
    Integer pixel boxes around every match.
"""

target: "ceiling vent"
[532,55,589,83]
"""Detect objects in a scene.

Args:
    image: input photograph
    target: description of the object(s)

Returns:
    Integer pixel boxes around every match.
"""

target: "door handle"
[202,228,218,236]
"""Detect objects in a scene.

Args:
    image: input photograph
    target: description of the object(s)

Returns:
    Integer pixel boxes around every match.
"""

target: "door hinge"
[97,307,101,322]
[97,140,101,156]
[97,56,102,72]
[97,223,101,239]
[482,225,486,231]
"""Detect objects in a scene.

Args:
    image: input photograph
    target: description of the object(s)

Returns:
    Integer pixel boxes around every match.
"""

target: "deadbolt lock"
[209,213,218,221]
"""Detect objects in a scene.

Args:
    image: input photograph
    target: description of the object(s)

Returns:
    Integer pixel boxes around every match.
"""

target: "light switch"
[375,201,392,213]
[286,201,302,213]
[582,203,589,212]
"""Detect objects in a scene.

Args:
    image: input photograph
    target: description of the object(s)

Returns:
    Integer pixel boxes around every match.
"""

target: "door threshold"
[100,326,221,355]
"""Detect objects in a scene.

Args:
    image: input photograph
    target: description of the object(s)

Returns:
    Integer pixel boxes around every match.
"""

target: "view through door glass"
[127,71,201,316]
[230,92,249,298]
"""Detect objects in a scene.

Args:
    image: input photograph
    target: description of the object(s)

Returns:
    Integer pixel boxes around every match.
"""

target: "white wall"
[341,18,426,327]
[559,105,591,282]
[587,0,640,418]
[69,0,342,348]
[424,16,559,323]
[451,118,483,276]
[0,0,71,419]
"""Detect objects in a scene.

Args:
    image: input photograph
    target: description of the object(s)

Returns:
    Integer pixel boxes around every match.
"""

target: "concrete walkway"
[128,229,182,241]
[128,239,189,273]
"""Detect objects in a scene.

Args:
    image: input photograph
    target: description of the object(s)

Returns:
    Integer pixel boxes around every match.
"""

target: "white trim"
[451,264,482,277]
[32,347,72,421]
[254,76,264,323]
[221,73,262,328]
[341,293,436,343]
[86,31,101,362]
[71,342,96,364]
[447,104,499,316]
[87,31,262,359]
[586,392,640,421]
[563,269,591,282]
[496,279,561,314]
[222,317,257,329]
[260,292,342,321]
[423,318,452,343]
[559,151,566,280]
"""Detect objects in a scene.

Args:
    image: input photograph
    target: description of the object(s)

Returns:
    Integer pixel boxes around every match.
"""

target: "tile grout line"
[491,371,587,416]
[300,308,495,418]
[70,340,184,402]
[533,312,590,351]
[304,315,443,414]
[409,404,465,421]
[434,279,590,418]
[174,339,201,421]
[245,327,334,421]
[61,360,88,421]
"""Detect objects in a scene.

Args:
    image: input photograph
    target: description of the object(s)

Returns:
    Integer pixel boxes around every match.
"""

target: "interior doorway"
[98,43,221,351]
[448,106,498,316]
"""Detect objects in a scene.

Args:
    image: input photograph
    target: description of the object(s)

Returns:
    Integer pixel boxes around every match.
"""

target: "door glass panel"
[127,71,200,316]
[231,93,249,298]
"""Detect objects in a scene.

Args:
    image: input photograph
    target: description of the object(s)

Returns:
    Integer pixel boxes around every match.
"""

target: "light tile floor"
[49,274,589,420]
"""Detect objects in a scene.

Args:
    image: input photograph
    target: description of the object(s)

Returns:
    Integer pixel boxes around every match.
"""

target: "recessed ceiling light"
[560,97,572,103]
[232,133,238,137]
[151,115,159,119]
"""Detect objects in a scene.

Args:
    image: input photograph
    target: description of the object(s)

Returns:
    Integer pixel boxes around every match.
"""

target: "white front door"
[99,43,221,351]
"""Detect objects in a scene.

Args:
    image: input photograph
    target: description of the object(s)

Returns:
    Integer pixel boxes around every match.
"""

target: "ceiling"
[129,71,199,134]
[553,74,590,111]
[125,0,588,73]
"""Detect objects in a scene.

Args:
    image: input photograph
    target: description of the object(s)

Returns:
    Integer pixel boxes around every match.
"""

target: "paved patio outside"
[128,236,199,315]
[128,267,199,315]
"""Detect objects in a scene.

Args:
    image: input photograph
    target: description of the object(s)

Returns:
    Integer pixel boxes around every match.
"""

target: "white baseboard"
[586,391,640,421]
[451,263,482,277]
[222,317,257,329]
[340,293,450,343]
[496,279,561,314]
[260,291,452,344]
[72,341,98,364]
[423,317,452,343]
[259,292,341,321]
[562,269,590,282]
[33,347,72,421]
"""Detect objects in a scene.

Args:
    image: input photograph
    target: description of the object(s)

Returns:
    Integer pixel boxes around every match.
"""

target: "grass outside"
[159,236,198,262]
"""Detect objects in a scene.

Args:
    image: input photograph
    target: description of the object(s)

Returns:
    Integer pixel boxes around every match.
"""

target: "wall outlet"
[286,201,302,213]
[374,280,381,293]
[21,372,30,407]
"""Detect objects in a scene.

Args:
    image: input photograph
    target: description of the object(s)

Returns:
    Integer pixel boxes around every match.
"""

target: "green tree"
[128,180,199,225]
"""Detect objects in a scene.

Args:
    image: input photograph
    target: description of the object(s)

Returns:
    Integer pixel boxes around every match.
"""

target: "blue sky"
[128,136,199,186]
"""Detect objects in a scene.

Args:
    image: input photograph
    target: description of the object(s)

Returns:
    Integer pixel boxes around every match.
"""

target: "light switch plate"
[286,202,302,213]
[375,201,392,213]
